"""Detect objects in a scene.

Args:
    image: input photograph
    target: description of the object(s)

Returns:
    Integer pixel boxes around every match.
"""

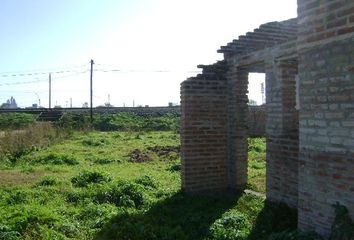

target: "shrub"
[91,181,146,208]
[134,175,157,190]
[56,113,91,130]
[0,113,36,130]
[34,153,79,165]
[65,191,85,204]
[57,112,180,131]
[71,170,112,187]
[168,163,181,172]
[78,203,116,228]
[5,206,60,236]
[115,182,145,207]
[209,212,251,240]
[330,202,354,240]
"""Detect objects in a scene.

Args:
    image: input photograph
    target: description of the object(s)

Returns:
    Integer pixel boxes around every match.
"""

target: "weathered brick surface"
[248,106,266,137]
[181,1,353,237]
[265,60,299,208]
[226,66,249,190]
[297,35,354,235]
[298,0,354,46]
[181,62,229,192]
[297,0,354,236]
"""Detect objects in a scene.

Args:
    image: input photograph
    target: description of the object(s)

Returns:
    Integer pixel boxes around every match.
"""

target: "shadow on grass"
[93,190,298,240]
[94,191,241,240]
[247,200,298,240]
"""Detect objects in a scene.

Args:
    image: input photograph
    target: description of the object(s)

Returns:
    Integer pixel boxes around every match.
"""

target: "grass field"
[0,128,298,240]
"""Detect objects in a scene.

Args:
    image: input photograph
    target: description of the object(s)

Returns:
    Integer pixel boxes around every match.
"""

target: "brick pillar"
[297,0,354,236]
[227,66,248,190]
[180,75,229,192]
[265,60,299,208]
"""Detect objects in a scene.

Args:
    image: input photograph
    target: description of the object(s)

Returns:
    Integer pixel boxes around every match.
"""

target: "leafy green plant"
[168,163,181,172]
[0,224,19,240]
[71,170,112,187]
[34,153,79,165]
[209,212,251,240]
[330,202,354,240]
[35,176,59,186]
[6,190,29,205]
[56,222,79,238]
[248,138,266,154]
[90,180,147,208]
[134,175,157,190]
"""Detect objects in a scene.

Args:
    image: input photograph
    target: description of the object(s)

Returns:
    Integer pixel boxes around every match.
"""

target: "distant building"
[0,96,18,109]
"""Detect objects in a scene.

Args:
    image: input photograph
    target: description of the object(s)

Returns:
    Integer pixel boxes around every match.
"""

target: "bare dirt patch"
[147,145,180,160]
[0,170,47,186]
[128,149,153,162]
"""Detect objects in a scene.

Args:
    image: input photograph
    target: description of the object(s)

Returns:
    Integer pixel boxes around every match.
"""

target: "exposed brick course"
[180,0,353,237]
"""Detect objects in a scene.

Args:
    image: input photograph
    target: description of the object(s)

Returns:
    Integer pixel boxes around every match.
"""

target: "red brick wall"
[265,60,299,208]
[181,76,229,192]
[298,0,354,236]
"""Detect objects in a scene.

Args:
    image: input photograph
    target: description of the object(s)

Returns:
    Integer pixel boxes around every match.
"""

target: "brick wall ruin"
[180,0,354,237]
[297,0,354,236]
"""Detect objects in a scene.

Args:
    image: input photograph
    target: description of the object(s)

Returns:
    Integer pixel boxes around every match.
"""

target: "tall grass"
[0,122,66,164]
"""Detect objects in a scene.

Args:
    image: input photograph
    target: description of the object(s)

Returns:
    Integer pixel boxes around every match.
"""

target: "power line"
[0,63,87,76]
[0,70,89,86]
[0,79,47,86]
[94,68,200,73]
[95,62,201,73]
[0,68,89,79]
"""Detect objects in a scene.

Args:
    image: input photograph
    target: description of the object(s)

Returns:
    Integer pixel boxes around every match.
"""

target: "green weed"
[35,176,59,186]
[71,170,112,187]
[34,153,79,165]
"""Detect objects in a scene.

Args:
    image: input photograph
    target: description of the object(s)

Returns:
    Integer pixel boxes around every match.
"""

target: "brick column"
[227,66,249,190]
[297,0,354,236]
[265,60,299,208]
[180,75,229,192]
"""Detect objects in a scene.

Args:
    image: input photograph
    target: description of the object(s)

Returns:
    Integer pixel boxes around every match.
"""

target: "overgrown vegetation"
[0,113,36,130]
[57,112,180,132]
[248,138,266,193]
[0,113,352,239]
[0,129,271,240]
[0,122,67,165]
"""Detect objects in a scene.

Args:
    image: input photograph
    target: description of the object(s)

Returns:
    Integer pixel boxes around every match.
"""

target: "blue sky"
[0,0,297,107]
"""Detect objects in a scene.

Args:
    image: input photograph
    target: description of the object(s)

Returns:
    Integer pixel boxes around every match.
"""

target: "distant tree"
[248,99,258,106]
[82,102,89,108]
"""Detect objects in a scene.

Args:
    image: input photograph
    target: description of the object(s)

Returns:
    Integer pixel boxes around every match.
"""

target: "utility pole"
[70,98,72,108]
[49,73,52,109]
[90,59,94,123]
